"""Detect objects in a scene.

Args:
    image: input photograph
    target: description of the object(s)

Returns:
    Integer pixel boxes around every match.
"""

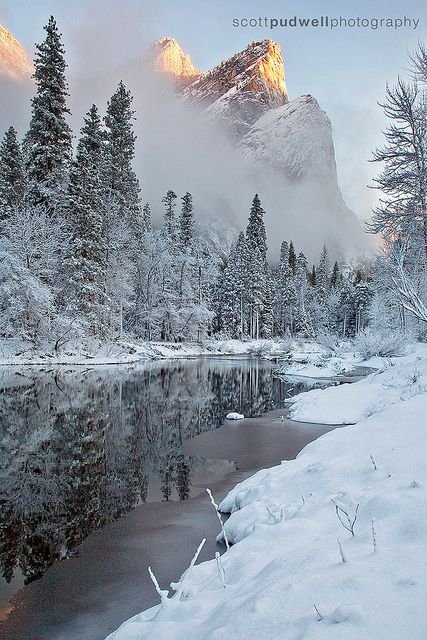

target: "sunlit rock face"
[143,37,201,88]
[183,39,288,140]
[0,25,32,79]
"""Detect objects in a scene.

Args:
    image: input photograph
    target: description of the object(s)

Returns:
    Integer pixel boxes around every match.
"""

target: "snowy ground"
[105,343,427,640]
[0,337,290,366]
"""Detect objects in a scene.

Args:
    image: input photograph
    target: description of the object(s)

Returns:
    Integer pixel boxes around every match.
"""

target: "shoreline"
[0,338,292,368]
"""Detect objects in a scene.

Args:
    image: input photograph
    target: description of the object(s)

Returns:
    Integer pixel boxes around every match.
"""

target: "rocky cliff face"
[0,25,32,79]
[182,40,288,139]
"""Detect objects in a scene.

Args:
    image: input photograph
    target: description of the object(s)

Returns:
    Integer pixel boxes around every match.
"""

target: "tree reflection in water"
[0,358,287,589]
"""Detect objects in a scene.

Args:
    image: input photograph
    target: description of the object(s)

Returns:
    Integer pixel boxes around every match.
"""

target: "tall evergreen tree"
[331,260,340,288]
[274,241,297,335]
[0,127,26,229]
[245,194,272,337]
[354,281,373,333]
[103,82,143,334]
[294,251,314,337]
[180,192,194,250]
[288,240,297,275]
[104,81,141,232]
[309,265,317,286]
[280,241,289,264]
[64,105,108,335]
[217,232,248,337]
[316,244,331,297]
[142,203,152,232]
[246,193,267,258]
[25,16,72,215]
[162,190,177,241]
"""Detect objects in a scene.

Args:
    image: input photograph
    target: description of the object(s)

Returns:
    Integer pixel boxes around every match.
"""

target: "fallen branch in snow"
[314,604,324,621]
[370,454,378,471]
[332,495,359,537]
[207,488,230,549]
[337,538,347,563]
[266,505,284,524]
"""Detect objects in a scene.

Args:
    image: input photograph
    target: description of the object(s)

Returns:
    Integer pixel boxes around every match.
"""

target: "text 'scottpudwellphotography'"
[0,1,426,639]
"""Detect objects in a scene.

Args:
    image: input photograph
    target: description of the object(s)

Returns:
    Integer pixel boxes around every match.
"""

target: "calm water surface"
[0,356,331,639]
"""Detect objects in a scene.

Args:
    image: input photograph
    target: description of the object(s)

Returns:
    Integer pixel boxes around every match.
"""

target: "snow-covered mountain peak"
[143,37,200,88]
[0,25,32,79]
[182,39,288,139]
[240,94,338,183]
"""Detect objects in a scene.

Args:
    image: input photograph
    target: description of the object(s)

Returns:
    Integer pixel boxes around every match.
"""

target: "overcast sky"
[1,0,426,221]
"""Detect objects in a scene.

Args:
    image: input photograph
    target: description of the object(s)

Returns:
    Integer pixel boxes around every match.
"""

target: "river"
[0,356,339,640]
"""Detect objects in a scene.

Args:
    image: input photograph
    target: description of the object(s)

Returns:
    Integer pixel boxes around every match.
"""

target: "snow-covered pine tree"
[0,127,26,231]
[104,81,142,243]
[25,16,72,216]
[288,240,297,275]
[103,81,143,334]
[142,203,152,232]
[245,194,272,338]
[338,277,356,337]
[273,241,296,335]
[294,251,314,337]
[353,279,373,333]
[309,265,316,286]
[180,192,194,250]
[162,190,178,241]
[246,193,267,258]
[280,240,289,264]
[64,105,109,336]
[312,246,344,334]
[217,232,248,337]
[316,244,331,297]
[331,260,340,288]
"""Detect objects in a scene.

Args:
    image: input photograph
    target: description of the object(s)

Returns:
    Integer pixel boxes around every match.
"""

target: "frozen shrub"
[352,328,408,359]
[247,340,273,357]
[0,249,53,342]
[275,334,293,353]
[315,330,340,353]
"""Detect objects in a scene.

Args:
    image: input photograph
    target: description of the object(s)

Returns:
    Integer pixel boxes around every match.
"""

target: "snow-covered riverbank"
[106,343,427,640]
[0,337,290,366]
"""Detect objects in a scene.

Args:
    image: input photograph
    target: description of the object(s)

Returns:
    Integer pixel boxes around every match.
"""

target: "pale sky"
[1,0,426,220]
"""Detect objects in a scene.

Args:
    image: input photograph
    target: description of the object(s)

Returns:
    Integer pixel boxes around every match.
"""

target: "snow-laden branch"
[391,254,427,323]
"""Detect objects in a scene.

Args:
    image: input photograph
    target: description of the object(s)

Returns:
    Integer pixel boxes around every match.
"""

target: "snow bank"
[289,344,427,424]
[106,344,427,640]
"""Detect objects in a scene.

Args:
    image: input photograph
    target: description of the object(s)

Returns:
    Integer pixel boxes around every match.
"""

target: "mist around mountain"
[0,23,369,259]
